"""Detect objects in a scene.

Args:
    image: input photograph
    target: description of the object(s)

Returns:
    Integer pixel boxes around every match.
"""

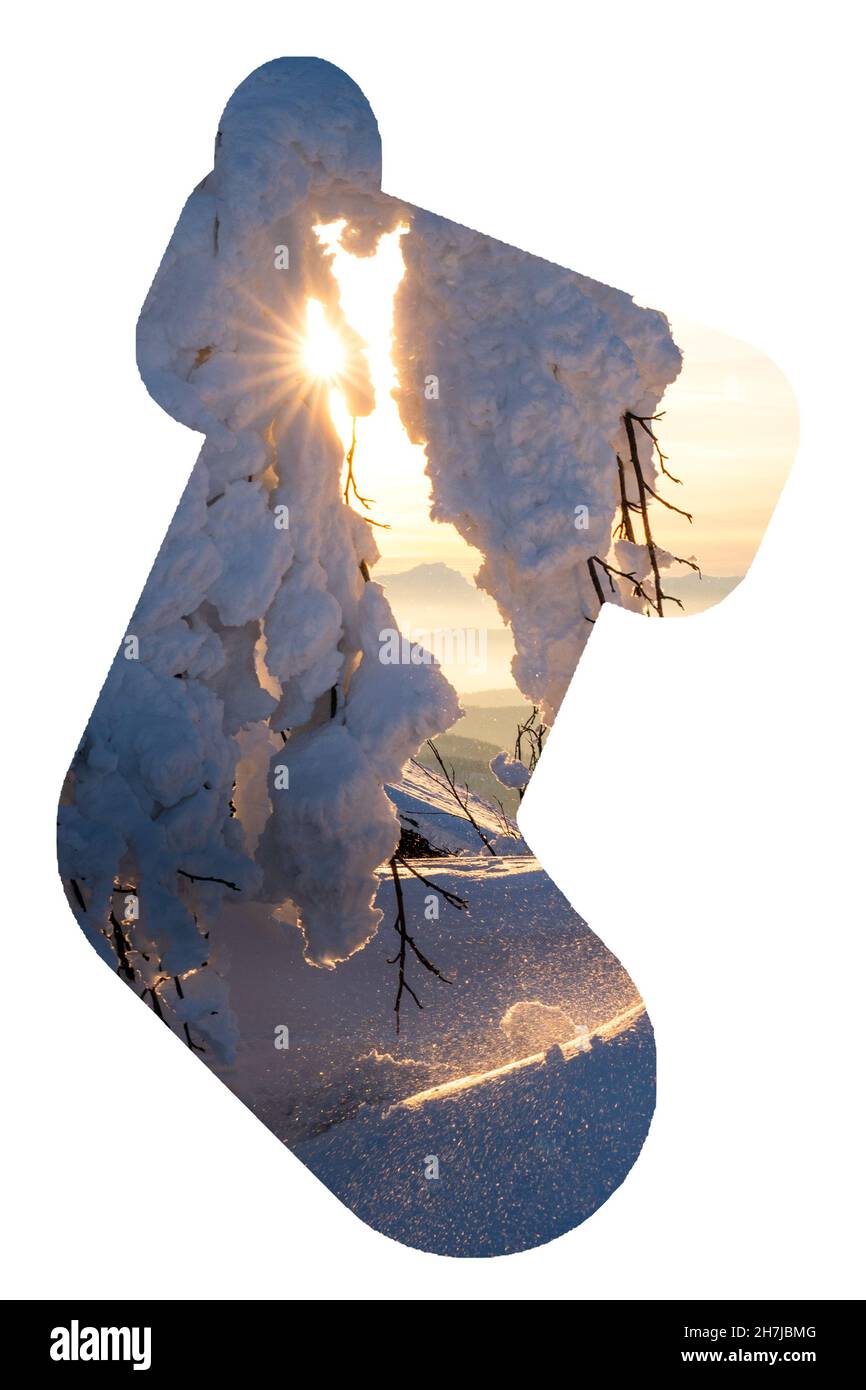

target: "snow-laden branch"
[59,57,684,1041]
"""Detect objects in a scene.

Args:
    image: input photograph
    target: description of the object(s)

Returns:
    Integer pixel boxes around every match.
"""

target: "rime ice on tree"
[58,62,678,1251]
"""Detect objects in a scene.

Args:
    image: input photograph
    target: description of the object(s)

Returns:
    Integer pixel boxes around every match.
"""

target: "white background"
[1,1,863,1300]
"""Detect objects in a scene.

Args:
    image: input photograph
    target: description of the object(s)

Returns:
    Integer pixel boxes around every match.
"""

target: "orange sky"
[650,316,798,579]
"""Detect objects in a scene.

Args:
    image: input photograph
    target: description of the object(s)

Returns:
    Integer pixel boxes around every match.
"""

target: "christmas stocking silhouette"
[58,58,795,1256]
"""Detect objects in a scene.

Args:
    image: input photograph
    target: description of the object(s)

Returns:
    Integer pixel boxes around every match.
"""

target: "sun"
[303,299,345,381]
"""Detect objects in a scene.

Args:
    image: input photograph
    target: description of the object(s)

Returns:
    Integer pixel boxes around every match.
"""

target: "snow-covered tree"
[58,58,681,1055]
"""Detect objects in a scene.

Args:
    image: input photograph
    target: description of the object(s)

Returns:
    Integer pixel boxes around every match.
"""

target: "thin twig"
[493,796,519,838]
[513,706,547,801]
[177,870,240,891]
[588,554,657,612]
[642,477,693,522]
[393,853,468,910]
[108,909,136,982]
[183,1022,206,1053]
[424,740,498,854]
[615,455,637,542]
[624,411,666,615]
[387,857,451,1032]
[631,411,683,484]
[343,418,390,527]
[670,555,702,578]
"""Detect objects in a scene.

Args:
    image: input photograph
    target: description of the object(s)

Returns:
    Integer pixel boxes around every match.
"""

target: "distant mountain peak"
[378,561,479,595]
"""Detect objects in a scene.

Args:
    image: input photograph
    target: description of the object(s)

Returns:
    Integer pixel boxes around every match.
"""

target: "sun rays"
[302,298,346,382]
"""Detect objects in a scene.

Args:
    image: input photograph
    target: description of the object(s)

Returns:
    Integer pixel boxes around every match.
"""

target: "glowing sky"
[650,316,798,579]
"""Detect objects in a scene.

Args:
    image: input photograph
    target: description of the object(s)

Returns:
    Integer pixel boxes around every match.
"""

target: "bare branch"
[183,1021,206,1053]
[343,417,373,508]
[393,853,468,910]
[588,554,657,613]
[670,554,702,578]
[631,411,683,484]
[623,411,666,615]
[108,908,136,982]
[642,477,693,522]
[388,857,452,1032]
[177,869,240,892]
[512,706,547,801]
[424,739,498,854]
[343,418,390,528]
[615,455,637,542]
